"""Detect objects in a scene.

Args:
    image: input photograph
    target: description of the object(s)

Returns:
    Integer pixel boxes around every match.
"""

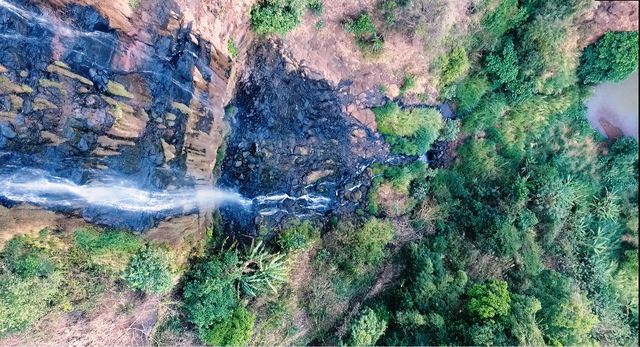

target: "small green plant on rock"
[227,38,239,59]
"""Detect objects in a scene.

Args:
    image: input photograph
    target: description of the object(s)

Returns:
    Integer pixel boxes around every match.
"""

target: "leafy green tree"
[0,272,63,338]
[346,308,388,346]
[461,93,507,134]
[277,220,320,252]
[481,0,528,38]
[611,250,639,314]
[203,306,256,346]
[508,294,546,346]
[467,279,511,320]
[529,270,599,346]
[455,74,490,112]
[251,0,313,36]
[470,320,507,346]
[485,39,519,87]
[123,247,174,294]
[346,218,395,269]
[441,47,469,85]
[579,31,639,83]
[182,251,242,335]
[373,103,444,155]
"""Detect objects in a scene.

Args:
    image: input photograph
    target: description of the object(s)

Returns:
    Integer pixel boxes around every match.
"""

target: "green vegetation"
[373,102,444,155]
[346,308,388,346]
[106,80,134,98]
[123,246,174,294]
[579,31,639,84]
[0,229,170,339]
[344,14,384,58]
[203,306,256,346]
[251,0,318,36]
[227,38,239,59]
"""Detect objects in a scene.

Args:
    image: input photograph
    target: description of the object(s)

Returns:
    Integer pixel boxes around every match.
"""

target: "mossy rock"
[47,65,93,86]
[32,98,57,111]
[0,76,23,94]
[107,80,134,99]
[39,79,67,96]
[9,95,23,110]
[170,102,192,116]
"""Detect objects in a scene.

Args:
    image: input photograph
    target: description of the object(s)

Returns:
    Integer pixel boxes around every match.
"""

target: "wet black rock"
[218,41,389,237]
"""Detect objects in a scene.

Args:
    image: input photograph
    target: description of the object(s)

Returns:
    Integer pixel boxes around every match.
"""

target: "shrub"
[203,306,256,346]
[308,0,323,16]
[73,229,143,275]
[182,251,241,333]
[578,31,639,84]
[441,47,469,85]
[0,272,63,338]
[344,14,377,35]
[467,279,511,320]
[456,139,501,180]
[399,74,417,96]
[251,0,312,36]
[346,308,388,346]
[461,93,507,134]
[123,247,174,294]
[277,220,320,251]
[0,237,63,338]
[348,218,395,268]
[439,119,461,142]
[485,39,519,87]
[373,103,444,155]
[455,74,490,112]
[611,250,639,313]
[481,0,528,38]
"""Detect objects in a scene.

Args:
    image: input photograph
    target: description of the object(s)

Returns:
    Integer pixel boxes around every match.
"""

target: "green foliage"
[399,74,417,96]
[456,139,502,180]
[0,272,62,338]
[384,161,429,193]
[441,47,469,85]
[238,241,289,297]
[467,279,511,320]
[251,0,312,36]
[373,103,444,155]
[227,38,238,59]
[529,270,599,346]
[344,13,384,57]
[346,308,388,346]
[439,119,460,142]
[73,229,143,275]
[611,250,639,314]
[579,31,639,84]
[0,236,63,338]
[203,306,256,346]
[485,39,519,87]
[334,218,395,274]
[182,251,242,333]
[277,220,320,252]
[508,294,546,346]
[344,14,377,35]
[599,137,639,194]
[481,0,528,38]
[308,0,323,16]
[454,74,490,112]
[123,246,174,294]
[461,93,507,134]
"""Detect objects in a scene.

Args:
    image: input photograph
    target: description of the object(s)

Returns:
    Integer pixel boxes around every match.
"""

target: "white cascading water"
[0,169,333,215]
[0,169,252,212]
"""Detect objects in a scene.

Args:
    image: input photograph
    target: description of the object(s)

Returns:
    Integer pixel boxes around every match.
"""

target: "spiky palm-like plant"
[238,241,289,297]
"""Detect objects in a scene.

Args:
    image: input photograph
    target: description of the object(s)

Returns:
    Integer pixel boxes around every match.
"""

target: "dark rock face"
[0,0,227,231]
[218,41,389,239]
